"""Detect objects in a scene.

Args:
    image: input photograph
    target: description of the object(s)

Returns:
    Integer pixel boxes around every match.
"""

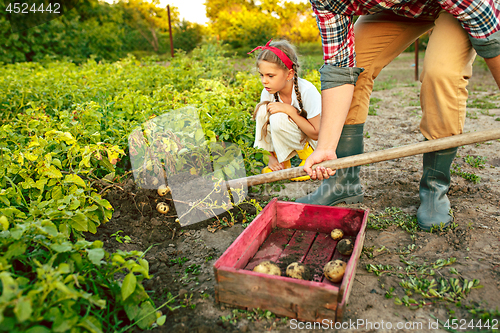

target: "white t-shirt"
[260,77,321,119]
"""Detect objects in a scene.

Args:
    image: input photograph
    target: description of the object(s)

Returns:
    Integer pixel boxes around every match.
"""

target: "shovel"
[226,128,500,189]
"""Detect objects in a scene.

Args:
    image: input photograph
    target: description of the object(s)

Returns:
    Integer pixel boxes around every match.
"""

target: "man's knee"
[422,60,472,82]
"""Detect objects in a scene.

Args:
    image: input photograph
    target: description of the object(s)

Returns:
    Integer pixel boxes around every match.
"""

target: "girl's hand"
[267,102,296,116]
[303,149,337,180]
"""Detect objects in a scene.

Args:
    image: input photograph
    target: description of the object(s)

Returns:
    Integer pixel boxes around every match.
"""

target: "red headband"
[248,39,294,70]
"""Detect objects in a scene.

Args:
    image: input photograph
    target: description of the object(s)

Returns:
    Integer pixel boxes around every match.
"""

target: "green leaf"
[195,128,204,142]
[138,259,149,273]
[136,301,157,329]
[64,174,86,188]
[0,272,18,302]
[121,273,137,301]
[41,220,58,236]
[0,216,8,231]
[86,248,105,266]
[25,326,51,333]
[14,297,32,322]
[50,242,73,253]
[77,316,103,333]
[70,212,88,231]
[157,315,166,326]
[5,242,27,259]
[52,158,62,169]
[44,165,63,178]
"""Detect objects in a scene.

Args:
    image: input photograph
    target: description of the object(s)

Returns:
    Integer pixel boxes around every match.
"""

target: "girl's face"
[258,60,293,95]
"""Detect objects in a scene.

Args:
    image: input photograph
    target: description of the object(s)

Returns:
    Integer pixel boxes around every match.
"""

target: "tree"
[173,20,205,53]
[119,0,179,53]
[205,0,255,23]
[205,0,319,52]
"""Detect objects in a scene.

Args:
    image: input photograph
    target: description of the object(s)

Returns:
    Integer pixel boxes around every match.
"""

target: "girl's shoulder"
[297,77,317,89]
[297,77,320,94]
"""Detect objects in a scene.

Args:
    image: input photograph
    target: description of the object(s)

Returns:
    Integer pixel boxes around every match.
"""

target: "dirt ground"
[86,53,500,333]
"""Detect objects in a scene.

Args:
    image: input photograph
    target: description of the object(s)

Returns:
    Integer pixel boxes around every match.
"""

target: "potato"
[330,228,344,241]
[156,202,169,214]
[286,262,311,280]
[157,185,171,196]
[323,260,346,283]
[253,261,281,276]
[337,238,353,256]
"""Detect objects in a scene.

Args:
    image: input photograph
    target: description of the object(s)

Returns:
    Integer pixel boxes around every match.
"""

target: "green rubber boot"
[417,147,457,231]
[295,124,364,206]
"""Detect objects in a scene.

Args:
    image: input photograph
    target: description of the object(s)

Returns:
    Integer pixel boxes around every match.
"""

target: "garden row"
[0,43,323,332]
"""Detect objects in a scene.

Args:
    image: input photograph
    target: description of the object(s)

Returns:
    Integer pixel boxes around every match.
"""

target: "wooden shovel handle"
[226,128,500,188]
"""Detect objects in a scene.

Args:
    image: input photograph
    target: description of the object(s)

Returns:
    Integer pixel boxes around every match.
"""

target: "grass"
[367,253,483,310]
[464,155,487,168]
[451,164,481,184]
[369,97,382,115]
[468,97,498,110]
[367,207,419,236]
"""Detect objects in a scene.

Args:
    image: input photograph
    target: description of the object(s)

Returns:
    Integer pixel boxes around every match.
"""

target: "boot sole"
[329,195,364,206]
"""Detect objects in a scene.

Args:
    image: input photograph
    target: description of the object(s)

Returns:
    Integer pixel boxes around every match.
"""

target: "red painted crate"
[214,198,369,323]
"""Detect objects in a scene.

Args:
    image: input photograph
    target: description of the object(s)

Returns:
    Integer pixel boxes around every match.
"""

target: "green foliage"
[468,97,497,110]
[367,256,482,309]
[368,97,381,116]
[451,164,481,184]
[111,230,131,244]
[464,155,487,169]
[367,207,419,235]
[0,43,317,330]
[173,20,205,53]
[0,216,163,332]
[221,307,277,325]
[0,0,184,64]
[207,0,319,54]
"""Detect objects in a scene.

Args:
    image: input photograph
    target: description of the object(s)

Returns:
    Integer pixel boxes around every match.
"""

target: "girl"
[249,39,322,181]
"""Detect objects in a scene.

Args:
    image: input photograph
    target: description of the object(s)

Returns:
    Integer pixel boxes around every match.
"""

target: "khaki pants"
[346,12,476,140]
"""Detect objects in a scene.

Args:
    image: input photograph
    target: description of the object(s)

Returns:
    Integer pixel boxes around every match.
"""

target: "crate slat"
[217,267,339,322]
[277,230,317,264]
[302,233,338,282]
[214,200,369,323]
[276,201,363,235]
[214,198,277,270]
[245,228,296,271]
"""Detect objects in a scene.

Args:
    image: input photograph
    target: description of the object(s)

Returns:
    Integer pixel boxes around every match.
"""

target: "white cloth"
[254,78,321,163]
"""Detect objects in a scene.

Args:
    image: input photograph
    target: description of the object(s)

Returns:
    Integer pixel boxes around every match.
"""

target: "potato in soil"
[337,238,353,255]
[323,260,346,283]
[157,185,171,196]
[156,202,169,214]
[253,261,281,276]
[286,262,311,280]
[330,228,344,241]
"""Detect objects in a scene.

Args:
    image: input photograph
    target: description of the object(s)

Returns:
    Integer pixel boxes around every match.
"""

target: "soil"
[87,54,500,332]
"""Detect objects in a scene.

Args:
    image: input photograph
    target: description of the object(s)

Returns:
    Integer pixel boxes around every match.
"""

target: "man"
[297,0,500,231]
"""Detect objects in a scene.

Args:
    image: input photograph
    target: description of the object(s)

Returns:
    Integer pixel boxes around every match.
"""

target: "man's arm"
[484,55,500,88]
[303,3,363,179]
[303,84,354,180]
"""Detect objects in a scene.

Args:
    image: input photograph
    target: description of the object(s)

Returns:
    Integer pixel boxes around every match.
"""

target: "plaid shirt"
[311,0,500,67]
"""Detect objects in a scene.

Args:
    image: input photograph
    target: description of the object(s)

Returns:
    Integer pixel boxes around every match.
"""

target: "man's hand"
[303,149,337,180]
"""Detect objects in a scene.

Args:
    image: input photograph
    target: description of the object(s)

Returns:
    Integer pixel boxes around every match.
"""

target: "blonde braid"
[293,67,307,119]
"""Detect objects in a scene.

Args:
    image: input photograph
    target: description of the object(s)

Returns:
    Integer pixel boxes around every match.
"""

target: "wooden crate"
[214,198,369,323]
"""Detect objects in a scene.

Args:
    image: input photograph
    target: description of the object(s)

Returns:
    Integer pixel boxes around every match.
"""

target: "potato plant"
[0,42,322,331]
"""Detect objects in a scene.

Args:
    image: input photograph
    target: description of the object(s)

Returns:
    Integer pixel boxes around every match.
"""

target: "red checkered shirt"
[310,0,500,67]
